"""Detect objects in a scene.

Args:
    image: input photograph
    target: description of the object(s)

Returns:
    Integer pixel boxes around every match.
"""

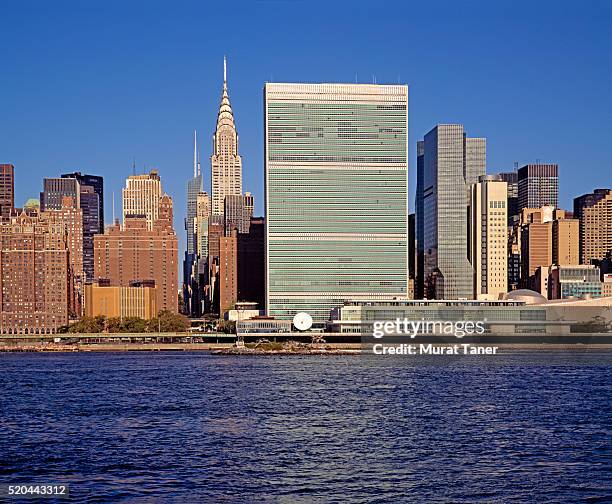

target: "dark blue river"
[1,351,611,502]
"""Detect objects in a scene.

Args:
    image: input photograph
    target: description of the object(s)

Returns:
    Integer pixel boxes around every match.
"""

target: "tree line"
[59,310,190,333]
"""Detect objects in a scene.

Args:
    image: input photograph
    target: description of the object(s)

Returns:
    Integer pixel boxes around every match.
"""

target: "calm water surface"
[1,351,611,503]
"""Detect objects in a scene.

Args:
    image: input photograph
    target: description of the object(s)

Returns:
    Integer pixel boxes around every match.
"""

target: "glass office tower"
[264,83,409,325]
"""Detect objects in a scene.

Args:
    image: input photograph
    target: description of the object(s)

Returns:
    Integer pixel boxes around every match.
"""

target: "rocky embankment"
[213,340,360,355]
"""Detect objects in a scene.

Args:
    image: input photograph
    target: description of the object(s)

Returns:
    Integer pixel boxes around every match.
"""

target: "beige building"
[211,58,242,215]
[122,170,163,230]
[552,218,579,265]
[470,175,508,300]
[574,189,612,264]
[85,282,157,319]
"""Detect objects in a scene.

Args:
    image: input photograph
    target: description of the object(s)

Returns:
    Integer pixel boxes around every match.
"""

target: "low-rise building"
[84,281,157,319]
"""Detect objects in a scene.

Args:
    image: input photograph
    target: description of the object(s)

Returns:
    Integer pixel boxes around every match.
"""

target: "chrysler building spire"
[211,57,242,215]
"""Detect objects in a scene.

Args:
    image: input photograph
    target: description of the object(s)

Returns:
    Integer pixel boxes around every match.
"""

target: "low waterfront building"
[84,281,157,319]
[548,265,602,299]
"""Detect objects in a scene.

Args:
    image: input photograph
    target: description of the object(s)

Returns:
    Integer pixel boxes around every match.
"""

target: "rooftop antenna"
[112,191,115,223]
[513,162,519,172]
[132,158,136,176]
[193,129,198,178]
[223,55,227,86]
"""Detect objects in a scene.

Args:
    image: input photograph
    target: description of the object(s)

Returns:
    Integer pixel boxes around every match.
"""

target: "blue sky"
[1,0,611,257]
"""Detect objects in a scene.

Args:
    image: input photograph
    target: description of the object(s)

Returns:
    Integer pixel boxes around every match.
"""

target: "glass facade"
[265,83,408,324]
[421,125,485,300]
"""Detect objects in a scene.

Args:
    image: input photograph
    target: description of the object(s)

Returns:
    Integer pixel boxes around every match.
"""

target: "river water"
[1,351,610,502]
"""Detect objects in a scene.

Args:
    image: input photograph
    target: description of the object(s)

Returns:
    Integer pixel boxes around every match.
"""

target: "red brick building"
[0,213,69,334]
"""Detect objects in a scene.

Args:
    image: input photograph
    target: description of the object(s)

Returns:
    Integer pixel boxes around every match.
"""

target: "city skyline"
[2,1,611,262]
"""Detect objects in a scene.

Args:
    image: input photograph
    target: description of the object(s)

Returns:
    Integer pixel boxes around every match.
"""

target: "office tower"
[41,176,100,281]
[498,171,519,225]
[186,131,203,256]
[61,172,104,232]
[469,175,508,300]
[211,57,242,215]
[408,213,415,283]
[573,189,612,264]
[237,217,265,309]
[517,164,558,213]
[0,164,14,219]
[85,281,157,319]
[94,203,178,313]
[265,83,408,324]
[0,213,69,334]
[219,230,238,315]
[420,124,485,300]
[41,177,80,211]
[415,141,425,299]
[42,196,84,317]
[78,186,100,281]
[224,193,254,234]
[552,218,579,265]
[122,170,163,230]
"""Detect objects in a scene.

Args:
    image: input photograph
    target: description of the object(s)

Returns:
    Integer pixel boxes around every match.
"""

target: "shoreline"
[2,342,612,353]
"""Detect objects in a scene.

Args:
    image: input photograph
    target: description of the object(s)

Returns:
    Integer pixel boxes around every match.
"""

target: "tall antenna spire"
[223,55,227,88]
[193,129,198,178]
[112,191,115,223]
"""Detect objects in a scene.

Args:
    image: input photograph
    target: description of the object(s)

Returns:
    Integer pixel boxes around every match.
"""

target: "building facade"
[94,214,178,313]
[211,58,242,215]
[420,124,485,300]
[549,265,602,299]
[122,170,162,230]
[0,213,69,333]
[0,164,14,220]
[573,189,612,264]
[84,282,157,319]
[470,175,508,300]
[517,164,558,213]
[224,193,254,234]
[265,83,408,324]
[498,171,519,225]
[61,172,104,233]
[552,218,579,266]
[219,230,238,315]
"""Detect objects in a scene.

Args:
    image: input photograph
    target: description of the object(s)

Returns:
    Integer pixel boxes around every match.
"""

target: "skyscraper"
[224,193,254,234]
[61,172,104,233]
[573,189,612,264]
[41,177,80,211]
[0,164,14,220]
[517,164,558,213]
[265,83,408,324]
[122,170,162,230]
[0,213,69,334]
[498,171,519,225]
[94,214,178,314]
[42,176,100,281]
[415,141,424,299]
[420,124,485,299]
[211,57,242,216]
[42,196,84,317]
[469,175,508,300]
[186,130,203,256]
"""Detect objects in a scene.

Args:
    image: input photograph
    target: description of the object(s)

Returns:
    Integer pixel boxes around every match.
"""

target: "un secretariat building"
[264,83,409,326]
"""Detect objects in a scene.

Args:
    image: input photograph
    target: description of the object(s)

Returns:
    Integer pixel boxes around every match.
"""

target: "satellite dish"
[293,312,313,331]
